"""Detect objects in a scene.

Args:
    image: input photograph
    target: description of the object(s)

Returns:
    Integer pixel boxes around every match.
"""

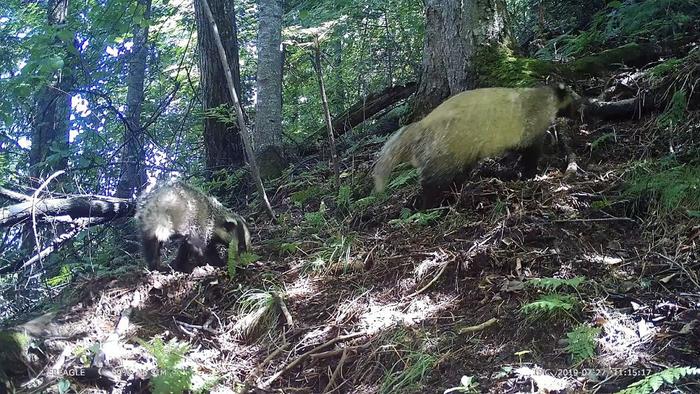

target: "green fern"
[526,277,586,292]
[521,294,578,318]
[625,159,700,213]
[615,366,700,394]
[565,324,600,365]
[387,167,418,190]
[137,338,193,394]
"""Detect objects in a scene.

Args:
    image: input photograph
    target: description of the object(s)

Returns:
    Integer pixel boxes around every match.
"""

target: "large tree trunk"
[116,0,151,198]
[194,0,245,173]
[253,0,286,179]
[411,0,511,119]
[29,0,75,186]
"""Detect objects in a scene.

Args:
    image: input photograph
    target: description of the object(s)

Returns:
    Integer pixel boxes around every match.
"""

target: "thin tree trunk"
[29,0,74,186]
[411,0,511,119]
[311,38,340,189]
[253,0,286,179]
[194,0,245,174]
[200,0,276,220]
[116,0,152,198]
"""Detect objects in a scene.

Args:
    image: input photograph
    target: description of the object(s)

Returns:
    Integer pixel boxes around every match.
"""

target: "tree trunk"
[116,0,152,198]
[194,0,245,173]
[29,0,74,186]
[253,0,286,179]
[411,0,511,119]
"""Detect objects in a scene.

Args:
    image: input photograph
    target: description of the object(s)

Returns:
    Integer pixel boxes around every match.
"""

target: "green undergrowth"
[624,158,700,215]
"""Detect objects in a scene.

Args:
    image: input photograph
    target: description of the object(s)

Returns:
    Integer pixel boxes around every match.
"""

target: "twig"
[278,295,294,328]
[552,217,636,223]
[242,341,291,392]
[408,253,456,297]
[175,319,219,335]
[457,317,499,334]
[310,342,372,360]
[30,170,65,265]
[261,331,366,388]
[322,348,347,393]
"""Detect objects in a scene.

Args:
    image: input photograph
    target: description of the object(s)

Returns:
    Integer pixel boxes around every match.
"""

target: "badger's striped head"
[552,83,582,118]
[214,213,251,254]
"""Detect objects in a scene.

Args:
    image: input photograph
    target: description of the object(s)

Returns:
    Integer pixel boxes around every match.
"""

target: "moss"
[475,45,555,88]
[0,331,31,375]
[568,43,647,76]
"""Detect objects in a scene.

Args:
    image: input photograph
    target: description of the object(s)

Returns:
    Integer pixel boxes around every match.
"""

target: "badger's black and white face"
[553,83,581,118]
[213,214,251,254]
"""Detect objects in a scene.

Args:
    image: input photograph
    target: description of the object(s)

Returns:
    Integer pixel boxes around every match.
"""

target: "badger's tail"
[372,125,414,193]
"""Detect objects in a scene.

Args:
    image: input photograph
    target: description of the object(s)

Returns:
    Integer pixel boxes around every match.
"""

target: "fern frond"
[526,277,586,292]
[565,324,600,365]
[616,366,700,394]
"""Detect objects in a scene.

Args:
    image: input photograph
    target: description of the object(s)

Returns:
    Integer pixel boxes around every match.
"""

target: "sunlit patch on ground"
[359,293,456,334]
[594,303,656,367]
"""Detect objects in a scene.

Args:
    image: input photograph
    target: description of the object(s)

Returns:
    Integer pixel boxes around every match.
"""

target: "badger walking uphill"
[372,84,578,208]
[135,180,251,273]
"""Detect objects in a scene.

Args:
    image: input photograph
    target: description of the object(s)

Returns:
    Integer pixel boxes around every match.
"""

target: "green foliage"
[590,132,616,151]
[624,159,700,213]
[648,58,683,80]
[564,324,600,365]
[303,209,326,229]
[526,277,586,292]
[380,351,436,394]
[291,185,323,206]
[57,379,71,394]
[389,208,442,228]
[615,367,700,394]
[536,0,700,60]
[46,265,73,287]
[305,234,355,273]
[657,90,687,127]
[335,184,352,210]
[234,290,280,341]
[138,338,194,394]
[521,294,578,319]
[278,241,301,255]
[387,168,419,190]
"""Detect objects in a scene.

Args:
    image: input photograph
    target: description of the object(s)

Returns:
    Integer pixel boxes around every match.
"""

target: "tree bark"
[116,0,152,199]
[253,0,286,179]
[29,0,75,186]
[194,0,245,173]
[411,0,511,120]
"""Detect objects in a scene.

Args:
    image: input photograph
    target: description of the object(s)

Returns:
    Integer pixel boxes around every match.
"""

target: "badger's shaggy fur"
[373,84,578,208]
[135,180,251,272]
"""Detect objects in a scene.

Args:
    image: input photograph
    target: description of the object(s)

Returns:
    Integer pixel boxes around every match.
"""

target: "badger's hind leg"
[142,234,163,270]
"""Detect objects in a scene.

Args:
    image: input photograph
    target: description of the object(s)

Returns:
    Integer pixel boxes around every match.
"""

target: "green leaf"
[57,379,70,394]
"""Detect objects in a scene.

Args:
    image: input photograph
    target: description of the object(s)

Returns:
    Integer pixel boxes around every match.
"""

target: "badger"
[135,180,251,273]
[372,84,579,208]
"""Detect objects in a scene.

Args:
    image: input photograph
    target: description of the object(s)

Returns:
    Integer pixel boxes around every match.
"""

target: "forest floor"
[20,110,700,393]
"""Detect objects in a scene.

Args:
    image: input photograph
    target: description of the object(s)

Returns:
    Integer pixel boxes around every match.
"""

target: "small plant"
[304,234,355,274]
[46,265,73,287]
[233,290,280,341]
[138,338,193,394]
[615,366,700,394]
[278,241,301,255]
[389,208,442,227]
[335,184,352,210]
[380,351,436,394]
[526,277,586,292]
[303,205,327,229]
[387,167,419,190]
[624,159,700,214]
[291,185,323,207]
[521,294,578,320]
[590,132,616,151]
[564,324,600,365]
[657,90,687,127]
[444,375,480,393]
